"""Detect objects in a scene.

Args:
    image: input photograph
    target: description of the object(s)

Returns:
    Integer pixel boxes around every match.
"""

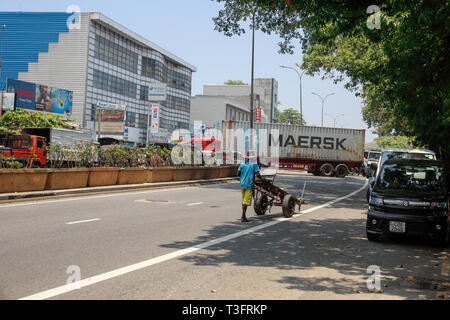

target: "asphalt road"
[0,173,448,300]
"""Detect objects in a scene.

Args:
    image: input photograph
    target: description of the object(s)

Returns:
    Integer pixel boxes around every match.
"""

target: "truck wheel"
[335,165,348,178]
[320,164,334,177]
[254,193,268,216]
[282,194,296,218]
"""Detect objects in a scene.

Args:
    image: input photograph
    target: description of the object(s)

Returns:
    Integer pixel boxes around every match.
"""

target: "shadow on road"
[161,187,449,299]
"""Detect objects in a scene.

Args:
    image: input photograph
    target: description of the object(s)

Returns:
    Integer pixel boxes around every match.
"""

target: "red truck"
[0,133,47,167]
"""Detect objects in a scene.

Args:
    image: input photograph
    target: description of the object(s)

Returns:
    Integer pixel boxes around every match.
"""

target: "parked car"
[366,159,449,245]
[366,148,437,202]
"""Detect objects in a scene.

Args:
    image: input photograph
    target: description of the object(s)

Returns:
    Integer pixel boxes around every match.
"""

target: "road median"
[0,177,239,203]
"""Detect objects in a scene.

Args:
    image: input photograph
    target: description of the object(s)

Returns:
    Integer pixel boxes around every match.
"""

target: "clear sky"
[1,0,378,143]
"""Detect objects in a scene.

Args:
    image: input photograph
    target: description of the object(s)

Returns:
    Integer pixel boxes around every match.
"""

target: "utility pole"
[249,10,255,150]
[280,65,306,124]
[312,92,335,127]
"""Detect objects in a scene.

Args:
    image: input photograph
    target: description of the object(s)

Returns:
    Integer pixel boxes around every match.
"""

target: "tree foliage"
[374,136,419,149]
[224,80,248,85]
[212,0,450,166]
[0,109,73,130]
[276,107,306,125]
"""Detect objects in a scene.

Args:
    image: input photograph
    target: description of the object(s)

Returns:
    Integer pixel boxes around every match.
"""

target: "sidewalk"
[0,177,239,202]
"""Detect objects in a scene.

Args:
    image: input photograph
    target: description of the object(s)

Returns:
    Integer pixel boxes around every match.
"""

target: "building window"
[138,113,148,129]
[95,34,138,73]
[166,95,190,113]
[126,112,136,127]
[140,86,148,101]
[141,57,191,93]
[93,70,137,98]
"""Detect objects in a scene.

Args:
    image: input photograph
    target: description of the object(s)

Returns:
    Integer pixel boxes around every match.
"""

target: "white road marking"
[0,186,207,209]
[66,218,101,225]
[187,202,204,206]
[18,180,368,300]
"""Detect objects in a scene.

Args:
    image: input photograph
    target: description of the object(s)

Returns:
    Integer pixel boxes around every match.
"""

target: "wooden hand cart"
[253,173,307,218]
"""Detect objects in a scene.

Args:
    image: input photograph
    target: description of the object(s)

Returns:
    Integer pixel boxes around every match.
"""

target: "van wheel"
[320,164,334,177]
[437,225,449,247]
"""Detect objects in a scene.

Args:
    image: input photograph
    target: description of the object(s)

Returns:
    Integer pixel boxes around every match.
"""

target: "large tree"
[276,107,306,125]
[212,0,450,167]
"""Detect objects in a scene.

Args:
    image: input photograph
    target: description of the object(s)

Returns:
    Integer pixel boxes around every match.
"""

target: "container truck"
[221,121,365,177]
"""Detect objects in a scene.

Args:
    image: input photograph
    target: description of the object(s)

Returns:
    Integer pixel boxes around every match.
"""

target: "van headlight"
[369,196,384,206]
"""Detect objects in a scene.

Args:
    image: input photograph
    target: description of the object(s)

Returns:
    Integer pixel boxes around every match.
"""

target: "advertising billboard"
[148,83,167,101]
[150,103,160,133]
[95,102,126,138]
[0,92,15,113]
[35,84,73,115]
[6,78,73,115]
[6,78,36,110]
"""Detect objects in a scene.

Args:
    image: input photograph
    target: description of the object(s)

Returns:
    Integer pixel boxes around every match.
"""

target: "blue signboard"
[6,78,36,110]
[6,79,73,115]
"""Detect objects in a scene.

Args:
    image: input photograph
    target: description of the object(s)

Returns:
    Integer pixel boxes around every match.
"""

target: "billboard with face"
[35,85,73,115]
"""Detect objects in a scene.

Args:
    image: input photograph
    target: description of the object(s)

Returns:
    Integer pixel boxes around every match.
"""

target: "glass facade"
[93,70,137,98]
[85,21,193,144]
[95,34,138,73]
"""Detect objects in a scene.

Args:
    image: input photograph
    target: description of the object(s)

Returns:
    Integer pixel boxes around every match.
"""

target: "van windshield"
[375,163,446,197]
[381,152,436,164]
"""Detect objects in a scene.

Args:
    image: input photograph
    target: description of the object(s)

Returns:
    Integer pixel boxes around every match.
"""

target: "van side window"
[37,139,44,149]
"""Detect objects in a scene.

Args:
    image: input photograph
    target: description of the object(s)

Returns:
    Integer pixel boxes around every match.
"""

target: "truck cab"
[3,134,47,167]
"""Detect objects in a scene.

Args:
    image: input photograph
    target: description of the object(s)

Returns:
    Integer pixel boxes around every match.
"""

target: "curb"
[0,177,239,202]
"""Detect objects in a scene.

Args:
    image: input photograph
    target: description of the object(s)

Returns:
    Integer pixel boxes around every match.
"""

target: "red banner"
[255,108,262,122]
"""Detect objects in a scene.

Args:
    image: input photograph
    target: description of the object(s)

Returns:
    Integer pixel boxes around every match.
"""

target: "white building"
[190,95,262,129]
[0,12,196,145]
[203,78,278,123]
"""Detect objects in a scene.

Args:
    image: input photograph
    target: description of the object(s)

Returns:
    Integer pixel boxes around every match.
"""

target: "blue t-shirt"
[238,162,260,190]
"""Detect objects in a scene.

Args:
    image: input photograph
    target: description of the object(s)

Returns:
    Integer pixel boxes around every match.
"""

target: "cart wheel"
[254,193,268,216]
[282,194,296,218]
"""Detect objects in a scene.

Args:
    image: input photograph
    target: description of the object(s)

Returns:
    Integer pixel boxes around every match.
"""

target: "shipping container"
[221,121,365,177]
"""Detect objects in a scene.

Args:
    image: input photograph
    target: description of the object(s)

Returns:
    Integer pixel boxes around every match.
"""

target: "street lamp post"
[311,92,335,127]
[325,113,345,128]
[280,65,306,124]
